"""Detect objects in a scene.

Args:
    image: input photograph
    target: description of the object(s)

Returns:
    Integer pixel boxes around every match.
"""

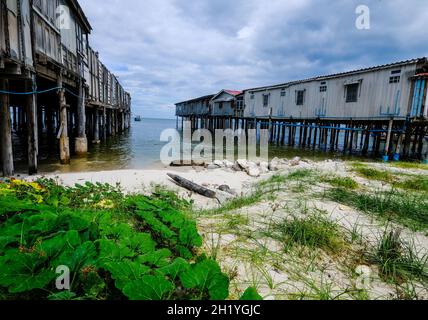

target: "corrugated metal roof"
[175,94,215,105]
[245,57,427,93]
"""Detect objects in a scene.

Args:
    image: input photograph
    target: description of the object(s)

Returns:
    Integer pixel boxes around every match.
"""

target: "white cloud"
[79,0,428,119]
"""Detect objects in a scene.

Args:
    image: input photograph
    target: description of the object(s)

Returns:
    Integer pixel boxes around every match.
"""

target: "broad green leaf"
[0,252,55,293]
[123,275,173,300]
[0,197,37,215]
[177,246,193,260]
[48,291,78,300]
[98,239,134,264]
[104,261,150,290]
[180,260,229,300]
[157,258,190,279]
[37,230,81,258]
[122,233,156,255]
[240,287,263,301]
[136,210,177,243]
[54,241,97,272]
[179,224,203,248]
[138,249,171,268]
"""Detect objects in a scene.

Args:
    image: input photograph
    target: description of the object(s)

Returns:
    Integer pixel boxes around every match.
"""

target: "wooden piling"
[27,74,38,175]
[58,77,70,165]
[93,109,100,143]
[384,119,394,157]
[0,79,14,176]
[102,107,107,140]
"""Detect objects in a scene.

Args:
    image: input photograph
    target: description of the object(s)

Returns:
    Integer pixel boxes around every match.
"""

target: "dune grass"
[322,176,359,190]
[390,161,428,171]
[269,215,345,254]
[368,230,428,285]
[325,187,428,231]
[351,164,394,183]
[394,175,428,193]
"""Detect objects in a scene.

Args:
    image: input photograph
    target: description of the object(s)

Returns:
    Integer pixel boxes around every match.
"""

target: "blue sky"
[79,0,428,119]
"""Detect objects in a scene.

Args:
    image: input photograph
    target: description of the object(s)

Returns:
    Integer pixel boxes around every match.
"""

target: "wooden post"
[75,80,87,155]
[12,106,17,132]
[58,77,70,165]
[121,111,125,132]
[0,79,14,176]
[27,74,38,175]
[362,124,371,156]
[417,126,425,159]
[384,119,394,157]
[103,107,107,139]
[302,121,308,147]
[93,109,100,143]
[111,110,116,136]
[313,122,318,150]
[281,122,286,145]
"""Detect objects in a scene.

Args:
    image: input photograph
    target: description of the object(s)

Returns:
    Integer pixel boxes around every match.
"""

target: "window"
[346,83,359,103]
[219,102,223,109]
[237,97,244,109]
[281,90,286,97]
[250,94,255,100]
[263,94,269,107]
[389,76,400,84]
[391,70,401,75]
[296,90,305,106]
[320,85,327,92]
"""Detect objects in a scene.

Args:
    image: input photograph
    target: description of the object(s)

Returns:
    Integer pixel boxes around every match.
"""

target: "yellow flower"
[94,199,115,209]
[29,182,45,192]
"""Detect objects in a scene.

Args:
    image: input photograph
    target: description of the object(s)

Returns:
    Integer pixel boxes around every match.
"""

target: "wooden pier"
[176,59,428,161]
[0,1,131,176]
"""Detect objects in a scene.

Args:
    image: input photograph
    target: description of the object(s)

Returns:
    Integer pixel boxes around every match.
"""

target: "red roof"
[224,90,242,96]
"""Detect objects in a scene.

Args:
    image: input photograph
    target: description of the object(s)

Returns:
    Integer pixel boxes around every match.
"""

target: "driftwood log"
[167,173,217,199]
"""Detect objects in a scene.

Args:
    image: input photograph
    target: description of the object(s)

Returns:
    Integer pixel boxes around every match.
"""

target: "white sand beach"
[28,165,256,208]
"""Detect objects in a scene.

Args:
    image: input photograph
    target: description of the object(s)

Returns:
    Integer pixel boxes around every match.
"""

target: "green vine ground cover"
[0,179,257,301]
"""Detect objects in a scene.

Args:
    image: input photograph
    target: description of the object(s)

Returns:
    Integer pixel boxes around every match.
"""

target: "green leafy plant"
[240,287,263,300]
[0,180,230,300]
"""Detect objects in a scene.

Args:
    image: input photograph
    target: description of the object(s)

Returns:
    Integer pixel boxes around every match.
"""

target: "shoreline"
[15,157,428,299]
[28,165,258,209]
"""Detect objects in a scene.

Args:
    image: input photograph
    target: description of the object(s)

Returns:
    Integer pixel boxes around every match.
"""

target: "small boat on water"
[134,116,142,122]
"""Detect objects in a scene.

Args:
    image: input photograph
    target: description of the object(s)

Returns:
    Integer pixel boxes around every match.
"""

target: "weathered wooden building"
[0,0,131,176]
[243,59,427,120]
[175,89,244,131]
[176,58,428,160]
[211,90,242,117]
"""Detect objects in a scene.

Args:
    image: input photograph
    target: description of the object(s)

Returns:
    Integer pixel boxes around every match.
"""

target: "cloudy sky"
[79,0,428,119]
